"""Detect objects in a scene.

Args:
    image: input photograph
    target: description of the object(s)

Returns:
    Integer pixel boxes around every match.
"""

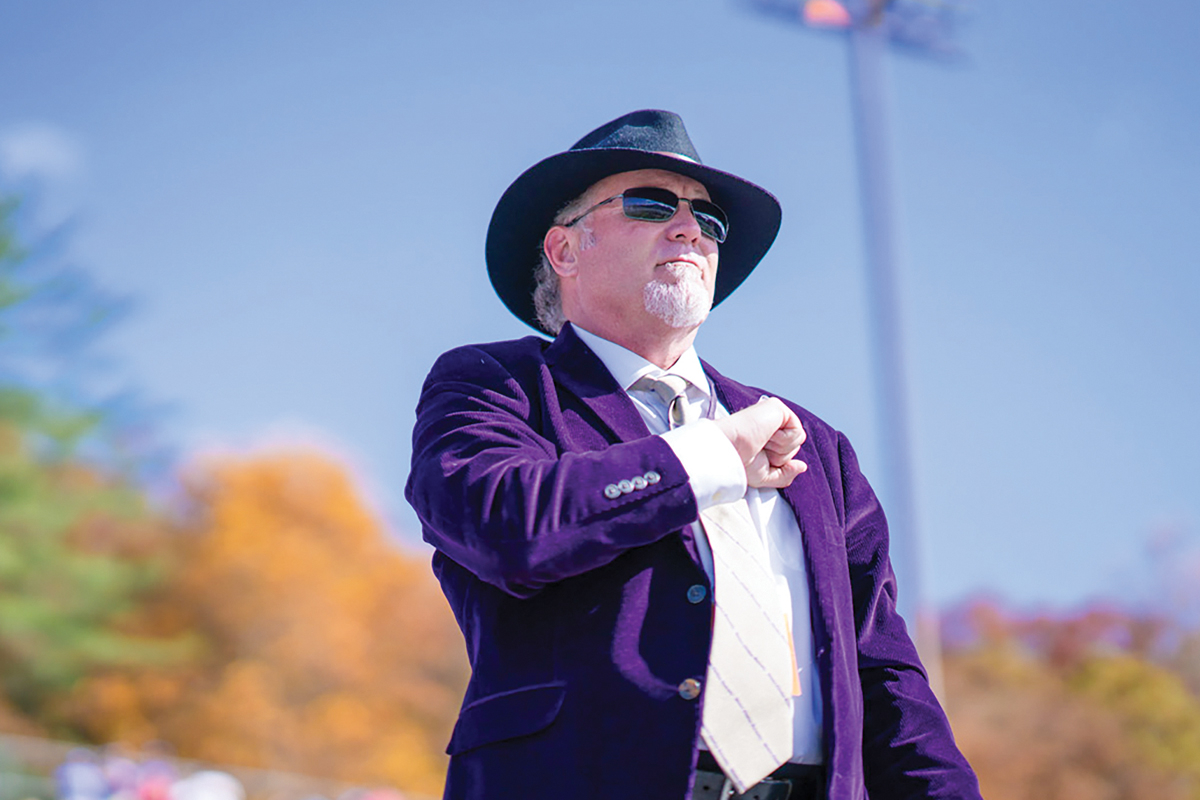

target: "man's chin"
[643,280,713,329]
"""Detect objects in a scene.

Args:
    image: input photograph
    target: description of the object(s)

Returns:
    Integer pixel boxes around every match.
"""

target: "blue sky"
[2,0,1198,615]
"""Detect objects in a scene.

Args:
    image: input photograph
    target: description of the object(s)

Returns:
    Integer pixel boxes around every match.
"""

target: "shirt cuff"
[660,419,747,509]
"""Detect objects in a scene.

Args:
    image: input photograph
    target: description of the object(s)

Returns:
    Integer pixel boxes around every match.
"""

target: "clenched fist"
[714,396,807,489]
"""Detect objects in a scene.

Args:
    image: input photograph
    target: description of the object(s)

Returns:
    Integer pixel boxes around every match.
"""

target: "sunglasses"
[562,186,729,243]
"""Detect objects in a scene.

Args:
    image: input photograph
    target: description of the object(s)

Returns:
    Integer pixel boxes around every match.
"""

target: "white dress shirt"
[573,326,824,765]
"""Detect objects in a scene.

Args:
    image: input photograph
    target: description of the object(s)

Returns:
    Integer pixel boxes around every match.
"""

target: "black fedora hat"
[486,109,782,334]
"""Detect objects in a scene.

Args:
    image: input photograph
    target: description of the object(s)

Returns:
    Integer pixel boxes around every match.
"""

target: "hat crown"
[569,109,703,163]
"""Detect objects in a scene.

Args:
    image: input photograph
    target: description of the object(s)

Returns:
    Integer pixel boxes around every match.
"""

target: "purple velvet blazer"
[405,324,981,800]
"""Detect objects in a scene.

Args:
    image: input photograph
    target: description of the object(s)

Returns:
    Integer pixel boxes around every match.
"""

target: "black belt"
[692,751,825,800]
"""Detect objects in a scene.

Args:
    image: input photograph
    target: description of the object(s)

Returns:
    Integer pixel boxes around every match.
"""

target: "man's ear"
[543,227,578,277]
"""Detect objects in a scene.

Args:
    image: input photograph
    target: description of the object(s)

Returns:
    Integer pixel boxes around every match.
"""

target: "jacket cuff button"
[603,484,621,499]
[644,470,661,485]
[618,479,634,494]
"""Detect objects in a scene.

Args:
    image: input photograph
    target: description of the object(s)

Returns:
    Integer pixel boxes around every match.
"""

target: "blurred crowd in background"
[33,743,411,800]
[55,747,243,800]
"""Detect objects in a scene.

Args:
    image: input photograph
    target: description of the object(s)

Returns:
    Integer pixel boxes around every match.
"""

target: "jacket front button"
[686,585,707,604]
[678,678,702,700]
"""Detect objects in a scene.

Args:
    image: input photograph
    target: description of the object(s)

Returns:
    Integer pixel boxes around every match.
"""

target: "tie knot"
[635,373,690,406]
[633,374,694,428]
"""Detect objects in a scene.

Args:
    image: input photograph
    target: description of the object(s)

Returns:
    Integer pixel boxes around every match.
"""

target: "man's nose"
[667,199,704,242]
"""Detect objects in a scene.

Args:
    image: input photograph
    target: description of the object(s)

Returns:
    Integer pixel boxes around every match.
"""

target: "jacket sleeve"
[404,344,701,599]
[836,432,983,800]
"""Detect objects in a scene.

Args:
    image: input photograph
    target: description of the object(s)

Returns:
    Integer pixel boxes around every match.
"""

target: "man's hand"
[714,397,807,489]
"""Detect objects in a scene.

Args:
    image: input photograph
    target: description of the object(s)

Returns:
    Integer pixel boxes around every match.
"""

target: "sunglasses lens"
[692,201,728,243]
[620,188,728,243]
[621,190,677,222]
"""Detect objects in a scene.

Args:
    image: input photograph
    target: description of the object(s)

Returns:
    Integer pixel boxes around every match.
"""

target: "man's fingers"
[764,430,804,459]
[767,424,804,444]
[763,414,806,468]
[746,454,808,489]
[765,448,801,469]
[756,461,808,489]
[774,402,807,443]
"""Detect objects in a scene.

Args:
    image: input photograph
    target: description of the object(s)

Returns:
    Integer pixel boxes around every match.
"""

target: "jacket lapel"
[703,359,758,414]
[544,323,652,444]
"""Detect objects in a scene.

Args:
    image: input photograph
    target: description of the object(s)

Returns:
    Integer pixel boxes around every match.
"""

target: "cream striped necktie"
[633,374,793,792]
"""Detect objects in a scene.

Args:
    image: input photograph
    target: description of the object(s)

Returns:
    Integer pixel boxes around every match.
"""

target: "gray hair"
[533,189,597,335]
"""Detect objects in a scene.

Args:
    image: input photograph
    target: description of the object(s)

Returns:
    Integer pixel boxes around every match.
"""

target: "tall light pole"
[744,0,965,696]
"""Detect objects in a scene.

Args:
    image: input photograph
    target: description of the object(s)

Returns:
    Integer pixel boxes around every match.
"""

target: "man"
[406,110,981,800]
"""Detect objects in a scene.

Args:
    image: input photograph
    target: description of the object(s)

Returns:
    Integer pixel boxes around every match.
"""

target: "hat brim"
[486,148,782,335]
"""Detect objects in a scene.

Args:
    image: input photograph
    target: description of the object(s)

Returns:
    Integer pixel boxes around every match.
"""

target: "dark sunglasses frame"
[562,186,729,243]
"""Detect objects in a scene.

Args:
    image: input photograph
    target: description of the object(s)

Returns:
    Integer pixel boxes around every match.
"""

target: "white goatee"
[643,262,713,329]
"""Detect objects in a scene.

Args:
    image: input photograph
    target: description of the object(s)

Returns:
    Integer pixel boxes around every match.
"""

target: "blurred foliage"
[0,195,194,729]
[944,600,1200,800]
[0,408,196,723]
[1,440,468,795]
[59,452,468,796]
[0,193,467,794]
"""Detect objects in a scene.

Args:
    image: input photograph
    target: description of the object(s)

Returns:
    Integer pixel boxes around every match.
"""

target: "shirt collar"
[571,324,710,396]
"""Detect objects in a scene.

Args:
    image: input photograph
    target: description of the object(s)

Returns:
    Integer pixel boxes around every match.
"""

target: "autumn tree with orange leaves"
[943,599,1200,800]
[64,452,468,797]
